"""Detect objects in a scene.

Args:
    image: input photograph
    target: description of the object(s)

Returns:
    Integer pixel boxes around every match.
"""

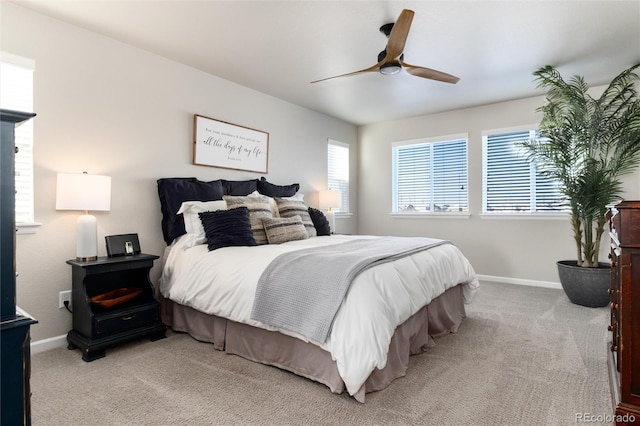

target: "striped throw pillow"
[262,215,309,244]
[275,197,317,237]
[223,194,273,245]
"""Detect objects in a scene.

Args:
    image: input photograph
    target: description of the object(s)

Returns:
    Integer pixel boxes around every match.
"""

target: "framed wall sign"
[193,114,269,173]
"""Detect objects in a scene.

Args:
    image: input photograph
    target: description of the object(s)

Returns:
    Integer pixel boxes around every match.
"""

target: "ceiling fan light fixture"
[380,62,401,75]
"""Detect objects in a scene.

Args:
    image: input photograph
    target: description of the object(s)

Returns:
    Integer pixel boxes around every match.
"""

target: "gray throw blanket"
[250,237,450,343]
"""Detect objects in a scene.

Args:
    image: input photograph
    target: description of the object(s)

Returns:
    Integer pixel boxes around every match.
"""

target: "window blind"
[483,130,566,213]
[327,140,349,213]
[1,54,35,224]
[393,137,468,213]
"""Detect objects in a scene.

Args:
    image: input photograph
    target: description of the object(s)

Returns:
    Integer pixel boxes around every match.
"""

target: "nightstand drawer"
[94,303,159,336]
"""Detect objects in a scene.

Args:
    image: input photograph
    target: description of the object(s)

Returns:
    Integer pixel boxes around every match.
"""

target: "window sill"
[17,222,42,234]
[480,213,569,220]
[335,212,353,219]
[390,212,470,219]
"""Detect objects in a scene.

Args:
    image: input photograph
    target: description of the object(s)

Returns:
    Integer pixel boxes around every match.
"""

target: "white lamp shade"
[318,189,341,210]
[319,189,341,234]
[56,173,111,212]
[56,173,111,261]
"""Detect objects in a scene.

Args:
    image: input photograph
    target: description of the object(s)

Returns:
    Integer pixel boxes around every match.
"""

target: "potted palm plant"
[521,63,640,307]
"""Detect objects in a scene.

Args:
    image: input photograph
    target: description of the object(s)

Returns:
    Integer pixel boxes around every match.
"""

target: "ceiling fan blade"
[402,61,460,84]
[310,63,381,83]
[383,9,414,63]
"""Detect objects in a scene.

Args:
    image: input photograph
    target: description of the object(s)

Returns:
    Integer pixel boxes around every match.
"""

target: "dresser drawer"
[94,302,159,336]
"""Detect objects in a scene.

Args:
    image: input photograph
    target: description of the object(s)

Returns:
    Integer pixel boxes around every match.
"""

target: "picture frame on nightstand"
[105,233,141,257]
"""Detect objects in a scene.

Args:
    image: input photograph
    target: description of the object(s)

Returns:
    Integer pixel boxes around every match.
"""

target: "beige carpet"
[30,282,613,425]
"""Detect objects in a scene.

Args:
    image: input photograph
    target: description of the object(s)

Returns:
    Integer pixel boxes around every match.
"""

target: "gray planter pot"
[556,260,611,308]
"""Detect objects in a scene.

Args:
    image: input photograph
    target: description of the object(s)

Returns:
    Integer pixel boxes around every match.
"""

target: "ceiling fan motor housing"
[378,49,402,75]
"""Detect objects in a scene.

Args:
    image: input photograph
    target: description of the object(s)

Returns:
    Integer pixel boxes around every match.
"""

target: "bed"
[156,177,479,402]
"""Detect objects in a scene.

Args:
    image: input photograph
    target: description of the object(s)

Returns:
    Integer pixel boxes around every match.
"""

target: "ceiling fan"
[311,9,459,84]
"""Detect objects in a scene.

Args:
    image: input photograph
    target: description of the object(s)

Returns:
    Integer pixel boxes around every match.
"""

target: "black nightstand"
[66,253,166,361]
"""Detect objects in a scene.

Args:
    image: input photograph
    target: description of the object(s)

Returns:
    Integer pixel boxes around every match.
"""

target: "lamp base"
[76,255,98,262]
[326,209,336,234]
[76,213,98,262]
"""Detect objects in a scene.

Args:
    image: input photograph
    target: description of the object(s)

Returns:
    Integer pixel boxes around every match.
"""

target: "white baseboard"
[476,274,562,290]
[31,334,68,354]
[30,275,561,353]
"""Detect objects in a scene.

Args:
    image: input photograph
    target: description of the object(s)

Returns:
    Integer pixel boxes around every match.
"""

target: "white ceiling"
[11,0,640,126]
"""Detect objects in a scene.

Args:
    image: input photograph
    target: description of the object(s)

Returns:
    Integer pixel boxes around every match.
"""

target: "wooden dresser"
[608,201,640,424]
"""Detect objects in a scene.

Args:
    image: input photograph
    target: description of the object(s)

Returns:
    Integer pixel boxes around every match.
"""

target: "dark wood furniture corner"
[66,254,166,361]
[608,201,640,424]
[1,109,37,426]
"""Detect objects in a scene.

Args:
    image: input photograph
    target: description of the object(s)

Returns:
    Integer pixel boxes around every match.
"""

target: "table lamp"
[56,172,111,261]
[318,189,341,234]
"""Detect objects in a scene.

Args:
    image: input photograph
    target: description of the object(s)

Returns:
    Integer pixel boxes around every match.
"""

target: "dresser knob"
[611,302,619,310]
[608,325,614,331]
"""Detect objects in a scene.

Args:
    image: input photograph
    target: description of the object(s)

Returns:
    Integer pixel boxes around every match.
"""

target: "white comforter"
[159,234,479,396]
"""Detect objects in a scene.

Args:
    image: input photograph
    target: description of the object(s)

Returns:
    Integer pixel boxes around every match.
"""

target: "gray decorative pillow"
[275,197,317,237]
[262,215,309,244]
[223,194,273,245]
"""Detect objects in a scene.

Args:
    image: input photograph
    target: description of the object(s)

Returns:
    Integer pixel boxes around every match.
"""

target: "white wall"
[358,96,640,284]
[1,3,358,342]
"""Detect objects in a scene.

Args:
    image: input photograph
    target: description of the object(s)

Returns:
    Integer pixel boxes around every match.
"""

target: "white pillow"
[177,200,227,248]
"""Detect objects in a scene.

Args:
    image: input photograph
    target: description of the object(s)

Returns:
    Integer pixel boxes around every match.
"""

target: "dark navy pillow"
[222,179,258,196]
[199,207,257,251]
[257,177,300,197]
[308,207,331,236]
[157,178,225,244]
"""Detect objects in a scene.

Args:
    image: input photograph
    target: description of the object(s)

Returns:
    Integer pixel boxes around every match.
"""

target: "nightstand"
[66,253,166,361]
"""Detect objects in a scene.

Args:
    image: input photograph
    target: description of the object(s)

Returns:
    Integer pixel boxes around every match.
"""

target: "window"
[327,140,349,213]
[482,129,566,213]
[392,135,468,213]
[1,53,35,226]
